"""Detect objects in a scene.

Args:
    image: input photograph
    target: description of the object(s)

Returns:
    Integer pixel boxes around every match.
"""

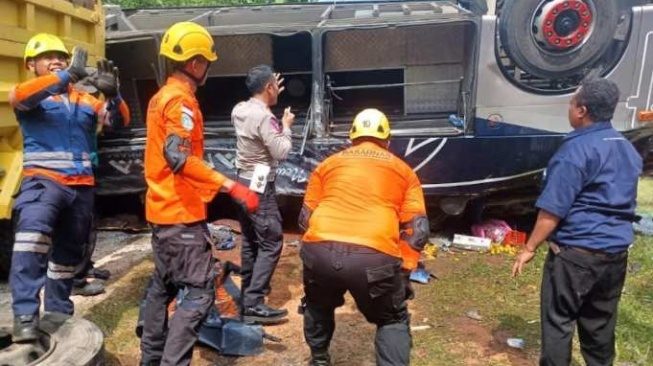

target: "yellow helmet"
[24,33,69,66]
[160,22,217,62]
[349,108,391,140]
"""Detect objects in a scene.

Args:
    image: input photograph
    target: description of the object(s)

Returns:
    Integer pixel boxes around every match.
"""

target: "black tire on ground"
[0,313,104,366]
[0,219,14,281]
[499,0,619,79]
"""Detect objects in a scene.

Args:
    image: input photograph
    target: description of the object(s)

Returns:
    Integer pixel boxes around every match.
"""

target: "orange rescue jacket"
[144,76,228,224]
[302,141,426,268]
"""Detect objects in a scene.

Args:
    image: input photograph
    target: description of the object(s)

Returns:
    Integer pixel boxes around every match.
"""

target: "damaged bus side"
[99,0,653,220]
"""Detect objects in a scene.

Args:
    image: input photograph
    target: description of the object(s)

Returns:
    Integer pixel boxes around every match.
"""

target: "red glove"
[228,182,259,214]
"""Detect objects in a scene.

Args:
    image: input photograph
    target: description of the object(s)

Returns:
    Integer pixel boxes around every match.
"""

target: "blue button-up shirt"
[536,122,642,253]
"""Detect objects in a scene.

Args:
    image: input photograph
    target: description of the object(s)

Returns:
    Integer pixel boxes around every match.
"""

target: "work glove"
[227,182,259,214]
[91,59,120,98]
[67,46,88,83]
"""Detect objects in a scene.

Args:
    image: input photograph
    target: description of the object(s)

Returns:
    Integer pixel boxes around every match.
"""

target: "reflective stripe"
[14,243,50,254]
[24,152,74,161]
[25,160,77,169]
[15,232,52,245]
[47,269,75,280]
[48,262,76,272]
[24,152,92,169]
[24,160,92,169]
[47,262,76,280]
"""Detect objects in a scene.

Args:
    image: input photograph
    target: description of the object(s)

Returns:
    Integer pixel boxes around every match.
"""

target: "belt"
[236,169,276,182]
[549,242,627,259]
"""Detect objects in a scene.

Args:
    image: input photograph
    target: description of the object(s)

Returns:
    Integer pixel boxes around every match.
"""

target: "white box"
[451,234,491,251]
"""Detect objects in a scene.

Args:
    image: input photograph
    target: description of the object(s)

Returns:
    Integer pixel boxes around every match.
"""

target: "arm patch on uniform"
[181,105,194,131]
[164,134,190,173]
[400,215,430,251]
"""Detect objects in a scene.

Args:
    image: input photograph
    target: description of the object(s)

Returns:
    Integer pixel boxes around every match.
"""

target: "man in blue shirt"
[512,78,642,366]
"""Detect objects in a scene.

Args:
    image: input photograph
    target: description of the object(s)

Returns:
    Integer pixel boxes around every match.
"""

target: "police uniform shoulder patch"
[181,104,194,131]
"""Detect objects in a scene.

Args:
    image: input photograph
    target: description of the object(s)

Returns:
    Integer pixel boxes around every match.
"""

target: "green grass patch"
[637,178,653,214]
[85,259,153,364]
[411,178,653,365]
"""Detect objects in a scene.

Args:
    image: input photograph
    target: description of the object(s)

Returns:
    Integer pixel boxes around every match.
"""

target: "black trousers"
[139,222,215,366]
[237,178,283,308]
[301,241,411,366]
[540,247,628,366]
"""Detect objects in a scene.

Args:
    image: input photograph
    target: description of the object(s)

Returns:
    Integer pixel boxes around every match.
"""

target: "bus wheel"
[499,0,619,79]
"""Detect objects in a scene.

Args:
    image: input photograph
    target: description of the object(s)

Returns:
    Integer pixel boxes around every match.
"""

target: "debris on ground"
[285,239,301,247]
[506,338,525,349]
[489,243,519,256]
[452,234,491,251]
[633,214,653,236]
[429,235,452,252]
[410,325,432,332]
[465,309,482,321]
[208,224,236,250]
[471,219,512,243]
[628,262,642,274]
[409,263,438,284]
[422,243,439,259]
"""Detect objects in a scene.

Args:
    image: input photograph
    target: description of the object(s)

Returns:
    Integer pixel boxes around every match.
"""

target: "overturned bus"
[99,0,653,219]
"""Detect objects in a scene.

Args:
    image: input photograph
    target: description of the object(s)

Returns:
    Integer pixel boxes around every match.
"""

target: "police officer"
[299,109,429,366]
[139,22,259,366]
[232,64,294,324]
[513,78,642,365]
[8,33,130,342]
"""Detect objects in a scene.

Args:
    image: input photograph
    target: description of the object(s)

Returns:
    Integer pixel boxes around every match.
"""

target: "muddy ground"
[0,218,539,366]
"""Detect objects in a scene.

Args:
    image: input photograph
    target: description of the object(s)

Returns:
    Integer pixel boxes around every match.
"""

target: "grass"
[411,178,653,365]
[85,179,653,365]
[85,259,154,365]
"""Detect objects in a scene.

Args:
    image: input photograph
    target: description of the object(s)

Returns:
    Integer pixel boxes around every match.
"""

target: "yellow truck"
[0,0,105,277]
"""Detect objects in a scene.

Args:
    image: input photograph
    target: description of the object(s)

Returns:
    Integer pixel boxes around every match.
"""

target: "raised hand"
[67,46,88,83]
[91,59,120,98]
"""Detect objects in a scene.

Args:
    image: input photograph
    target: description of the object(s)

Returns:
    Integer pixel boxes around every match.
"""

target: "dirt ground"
[68,216,540,366]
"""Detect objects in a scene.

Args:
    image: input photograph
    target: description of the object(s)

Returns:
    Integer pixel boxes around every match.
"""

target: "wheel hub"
[533,0,594,51]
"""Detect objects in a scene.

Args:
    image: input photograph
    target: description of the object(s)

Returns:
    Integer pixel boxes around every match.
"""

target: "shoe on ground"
[72,281,105,296]
[310,351,332,366]
[243,304,288,324]
[88,267,111,280]
[12,314,39,343]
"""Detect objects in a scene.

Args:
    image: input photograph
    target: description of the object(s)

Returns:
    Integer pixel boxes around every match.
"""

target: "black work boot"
[12,315,39,343]
[309,349,332,366]
[243,304,288,325]
[72,280,105,296]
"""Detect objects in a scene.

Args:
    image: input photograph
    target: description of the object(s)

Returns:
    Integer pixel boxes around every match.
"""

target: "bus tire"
[0,313,104,366]
[499,0,619,79]
[0,219,13,280]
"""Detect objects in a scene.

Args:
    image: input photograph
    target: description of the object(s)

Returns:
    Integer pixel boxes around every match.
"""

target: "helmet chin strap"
[180,63,210,86]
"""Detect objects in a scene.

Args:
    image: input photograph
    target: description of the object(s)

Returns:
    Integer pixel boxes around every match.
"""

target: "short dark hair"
[245,64,274,95]
[575,78,620,122]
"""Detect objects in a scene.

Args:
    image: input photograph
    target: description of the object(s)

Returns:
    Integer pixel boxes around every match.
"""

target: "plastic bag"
[470,219,513,243]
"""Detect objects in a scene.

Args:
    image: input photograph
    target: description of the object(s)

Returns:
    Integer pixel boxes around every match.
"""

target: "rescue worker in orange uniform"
[139,22,259,366]
[298,109,429,366]
[8,33,130,342]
